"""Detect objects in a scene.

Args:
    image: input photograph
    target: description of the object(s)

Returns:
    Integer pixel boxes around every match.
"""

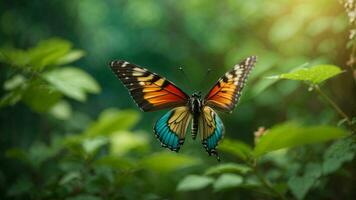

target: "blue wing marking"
[154,107,190,152]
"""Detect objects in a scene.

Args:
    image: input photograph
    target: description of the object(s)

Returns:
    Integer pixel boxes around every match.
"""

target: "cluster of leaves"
[5,108,201,199]
[0,38,100,119]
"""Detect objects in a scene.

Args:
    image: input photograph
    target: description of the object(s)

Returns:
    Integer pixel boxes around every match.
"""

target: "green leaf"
[0,88,24,108]
[0,48,30,68]
[49,100,72,120]
[82,137,108,155]
[3,75,26,90]
[322,137,356,175]
[0,38,86,72]
[141,152,200,173]
[55,50,85,65]
[22,81,62,113]
[176,175,214,191]
[110,131,148,156]
[253,122,349,157]
[219,139,253,160]
[288,163,322,200]
[85,108,141,137]
[28,142,62,169]
[43,67,101,101]
[205,163,251,176]
[273,65,343,84]
[27,38,72,70]
[59,171,81,185]
[213,173,243,192]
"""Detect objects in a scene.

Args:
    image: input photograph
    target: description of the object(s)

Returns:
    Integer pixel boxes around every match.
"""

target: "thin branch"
[314,85,353,128]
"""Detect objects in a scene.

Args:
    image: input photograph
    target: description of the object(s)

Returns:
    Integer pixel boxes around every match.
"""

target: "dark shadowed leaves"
[287,163,322,200]
[322,137,356,175]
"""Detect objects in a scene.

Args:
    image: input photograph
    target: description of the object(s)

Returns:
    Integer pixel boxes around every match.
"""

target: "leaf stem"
[314,85,353,127]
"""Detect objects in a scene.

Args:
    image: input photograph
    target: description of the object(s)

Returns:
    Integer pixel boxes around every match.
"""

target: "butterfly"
[109,56,256,161]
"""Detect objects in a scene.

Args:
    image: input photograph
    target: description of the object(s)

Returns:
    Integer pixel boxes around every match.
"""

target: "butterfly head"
[191,91,202,99]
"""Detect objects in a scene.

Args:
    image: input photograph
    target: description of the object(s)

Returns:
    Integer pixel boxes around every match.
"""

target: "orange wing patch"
[110,61,189,111]
[205,56,257,112]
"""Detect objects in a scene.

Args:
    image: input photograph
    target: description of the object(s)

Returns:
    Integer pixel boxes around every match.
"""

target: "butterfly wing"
[154,106,192,151]
[204,56,257,112]
[200,106,224,161]
[110,60,189,111]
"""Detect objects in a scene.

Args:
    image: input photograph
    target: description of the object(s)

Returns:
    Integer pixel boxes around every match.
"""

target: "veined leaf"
[288,163,322,200]
[176,175,214,191]
[322,137,356,175]
[43,67,101,101]
[253,122,349,157]
[270,65,343,84]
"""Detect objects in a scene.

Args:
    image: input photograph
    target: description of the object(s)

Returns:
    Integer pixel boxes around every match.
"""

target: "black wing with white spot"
[110,60,189,112]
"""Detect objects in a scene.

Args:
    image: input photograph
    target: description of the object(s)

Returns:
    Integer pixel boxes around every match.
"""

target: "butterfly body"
[189,92,203,140]
[110,56,256,161]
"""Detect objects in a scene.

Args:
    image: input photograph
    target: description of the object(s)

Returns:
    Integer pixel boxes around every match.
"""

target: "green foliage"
[253,122,349,157]
[43,67,100,102]
[0,38,100,115]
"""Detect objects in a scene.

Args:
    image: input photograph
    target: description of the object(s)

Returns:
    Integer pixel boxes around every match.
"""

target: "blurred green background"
[0,0,355,199]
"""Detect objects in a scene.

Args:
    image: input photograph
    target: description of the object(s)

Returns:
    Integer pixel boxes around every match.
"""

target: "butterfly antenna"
[199,68,212,89]
[178,66,193,91]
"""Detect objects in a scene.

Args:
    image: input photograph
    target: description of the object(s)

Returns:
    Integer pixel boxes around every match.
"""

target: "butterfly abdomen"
[191,116,199,140]
[189,93,202,140]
